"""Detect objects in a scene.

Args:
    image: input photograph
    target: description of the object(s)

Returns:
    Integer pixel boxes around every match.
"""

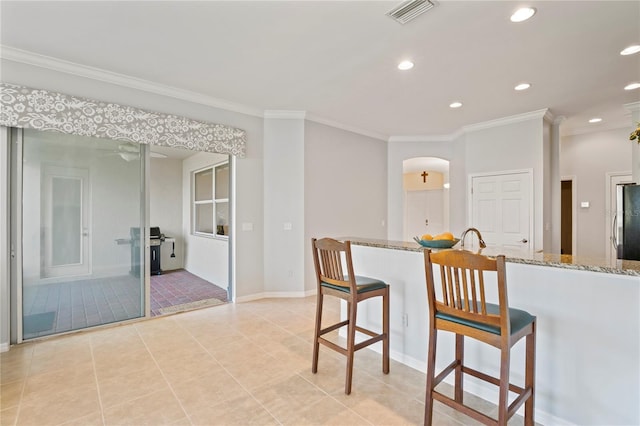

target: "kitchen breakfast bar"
[340,238,640,426]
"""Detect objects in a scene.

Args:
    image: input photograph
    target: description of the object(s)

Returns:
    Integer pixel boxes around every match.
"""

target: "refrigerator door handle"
[611,214,618,250]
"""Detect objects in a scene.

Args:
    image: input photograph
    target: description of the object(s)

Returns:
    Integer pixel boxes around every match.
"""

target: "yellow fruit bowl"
[413,236,460,249]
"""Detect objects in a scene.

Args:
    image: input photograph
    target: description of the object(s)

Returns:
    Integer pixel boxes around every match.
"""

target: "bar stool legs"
[423,249,537,426]
[311,237,390,395]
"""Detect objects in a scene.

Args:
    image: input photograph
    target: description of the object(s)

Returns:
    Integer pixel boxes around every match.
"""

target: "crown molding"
[561,122,631,138]
[624,101,640,113]
[0,45,264,118]
[553,115,567,126]
[0,46,389,140]
[389,110,550,142]
[263,110,306,119]
[305,113,387,141]
[388,131,460,143]
[463,108,550,133]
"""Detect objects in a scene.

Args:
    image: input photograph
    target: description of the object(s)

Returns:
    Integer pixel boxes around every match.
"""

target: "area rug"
[23,311,56,334]
[158,298,226,315]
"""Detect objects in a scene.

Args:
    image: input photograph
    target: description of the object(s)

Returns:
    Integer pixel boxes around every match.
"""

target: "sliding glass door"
[16,128,146,339]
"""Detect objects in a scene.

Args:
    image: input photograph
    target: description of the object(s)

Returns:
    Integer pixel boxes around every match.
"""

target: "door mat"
[23,311,56,334]
[158,298,226,315]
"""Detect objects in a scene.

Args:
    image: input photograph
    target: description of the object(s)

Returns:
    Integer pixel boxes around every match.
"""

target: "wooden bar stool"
[311,237,390,394]
[423,249,536,426]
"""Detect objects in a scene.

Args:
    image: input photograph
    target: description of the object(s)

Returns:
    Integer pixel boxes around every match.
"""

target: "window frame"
[192,161,230,239]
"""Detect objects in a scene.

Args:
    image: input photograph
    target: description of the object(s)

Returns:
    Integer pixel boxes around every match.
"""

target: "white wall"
[630,104,640,184]
[182,152,229,288]
[388,113,551,252]
[560,127,631,258]
[304,121,387,292]
[388,139,464,240]
[263,117,305,296]
[549,120,563,254]
[234,132,264,299]
[1,58,266,300]
[150,157,184,271]
[542,116,553,253]
[465,116,546,250]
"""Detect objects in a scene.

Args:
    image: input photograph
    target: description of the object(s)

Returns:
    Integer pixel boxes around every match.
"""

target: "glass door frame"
[143,144,151,318]
[9,129,151,343]
[10,128,24,344]
[0,127,9,351]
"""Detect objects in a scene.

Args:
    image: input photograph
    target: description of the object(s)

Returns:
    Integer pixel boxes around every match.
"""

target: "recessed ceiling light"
[510,7,536,23]
[449,101,463,108]
[588,118,602,123]
[514,83,531,91]
[620,45,640,56]
[624,82,640,91]
[398,60,414,71]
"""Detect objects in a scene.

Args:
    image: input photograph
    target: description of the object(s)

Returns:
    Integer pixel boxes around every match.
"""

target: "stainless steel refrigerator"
[613,184,640,261]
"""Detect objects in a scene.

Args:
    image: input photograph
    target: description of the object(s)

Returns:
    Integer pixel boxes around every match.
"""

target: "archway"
[402,157,450,241]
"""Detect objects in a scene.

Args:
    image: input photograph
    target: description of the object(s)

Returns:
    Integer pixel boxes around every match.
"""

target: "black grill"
[130,227,166,276]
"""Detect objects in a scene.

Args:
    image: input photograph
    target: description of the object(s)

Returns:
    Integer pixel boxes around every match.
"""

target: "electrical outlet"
[403,313,409,327]
[288,270,293,277]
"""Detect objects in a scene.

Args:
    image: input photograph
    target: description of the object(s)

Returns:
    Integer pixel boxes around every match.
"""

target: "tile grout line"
[8,345,34,426]
[257,299,431,424]
[133,318,194,425]
[88,338,107,426]
[294,371,374,426]
[174,310,284,426]
[249,301,375,424]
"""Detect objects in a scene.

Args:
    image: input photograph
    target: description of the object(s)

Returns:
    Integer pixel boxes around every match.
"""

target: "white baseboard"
[456,377,574,426]
[361,338,426,372]
[0,341,9,353]
[340,333,573,425]
[235,289,315,303]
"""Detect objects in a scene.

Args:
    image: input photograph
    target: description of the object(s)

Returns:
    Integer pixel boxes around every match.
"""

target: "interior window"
[193,162,229,237]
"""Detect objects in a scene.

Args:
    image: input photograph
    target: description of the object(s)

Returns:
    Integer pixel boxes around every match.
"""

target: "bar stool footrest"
[432,361,533,425]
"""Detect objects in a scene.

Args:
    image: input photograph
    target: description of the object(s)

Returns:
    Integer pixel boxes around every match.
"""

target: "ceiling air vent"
[386,0,435,24]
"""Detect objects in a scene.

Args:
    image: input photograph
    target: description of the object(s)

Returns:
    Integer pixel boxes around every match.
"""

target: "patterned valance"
[0,83,246,157]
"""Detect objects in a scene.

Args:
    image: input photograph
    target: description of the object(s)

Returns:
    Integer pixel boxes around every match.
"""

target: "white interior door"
[471,171,531,249]
[42,165,91,278]
[405,189,444,240]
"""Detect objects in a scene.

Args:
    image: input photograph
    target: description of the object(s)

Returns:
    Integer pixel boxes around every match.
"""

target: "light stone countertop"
[339,237,640,277]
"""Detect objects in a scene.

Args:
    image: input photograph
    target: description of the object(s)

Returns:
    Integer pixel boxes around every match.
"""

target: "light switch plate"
[242,222,253,231]
[284,222,293,231]
[580,201,590,208]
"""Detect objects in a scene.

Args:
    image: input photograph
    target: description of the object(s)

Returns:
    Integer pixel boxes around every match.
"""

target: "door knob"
[520,238,528,243]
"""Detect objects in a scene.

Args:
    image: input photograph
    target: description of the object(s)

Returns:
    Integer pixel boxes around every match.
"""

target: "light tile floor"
[0,297,533,425]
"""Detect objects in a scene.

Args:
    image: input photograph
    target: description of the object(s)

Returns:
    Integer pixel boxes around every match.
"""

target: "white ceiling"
[1,1,639,140]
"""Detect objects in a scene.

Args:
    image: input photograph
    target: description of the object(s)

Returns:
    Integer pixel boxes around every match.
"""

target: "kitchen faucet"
[460,227,487,249]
